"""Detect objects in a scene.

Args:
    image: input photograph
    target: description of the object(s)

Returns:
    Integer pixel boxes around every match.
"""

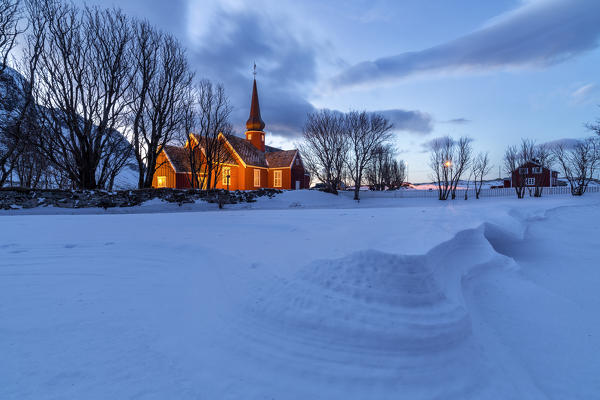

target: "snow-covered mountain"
[0,67,28,156]
[0,66,27,124]
[0,66,138,189]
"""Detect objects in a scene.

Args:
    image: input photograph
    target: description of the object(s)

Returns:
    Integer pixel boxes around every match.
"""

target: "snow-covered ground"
[2,191,600,399]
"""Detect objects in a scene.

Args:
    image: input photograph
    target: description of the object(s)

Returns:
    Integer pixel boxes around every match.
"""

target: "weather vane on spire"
[253,62,257,78]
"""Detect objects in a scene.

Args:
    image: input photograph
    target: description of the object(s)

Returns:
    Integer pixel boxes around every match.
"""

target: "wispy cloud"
[377,109,433,135]
[188,6,319,139]
[443,118,471,125]
[542,138,582,149]
[419,135,474,153]
[571,83,598,104]
[186,5,441,138]
[332,0,600,89]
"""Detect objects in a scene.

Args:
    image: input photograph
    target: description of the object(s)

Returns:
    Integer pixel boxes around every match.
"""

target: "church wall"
[292,164,309,189]
[268,168,292,190]
[175,173,192,189]
[212,164,241,191]
[152,153,177,188]
[242,166,268,190]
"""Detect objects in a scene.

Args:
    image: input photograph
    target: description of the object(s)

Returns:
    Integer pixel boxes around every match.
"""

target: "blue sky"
[87,0,600,182]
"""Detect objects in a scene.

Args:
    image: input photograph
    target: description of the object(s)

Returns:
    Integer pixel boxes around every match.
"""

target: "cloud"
[87,0,188,37]
[187,6,320,139]
[542,138,582,149]
[444,118,471,125]
[333,0,600,89]
[377,109,433,134]
[420,136,450,152]
[420,135,474,152]
[187,5,441,139]
[571,83,598,104]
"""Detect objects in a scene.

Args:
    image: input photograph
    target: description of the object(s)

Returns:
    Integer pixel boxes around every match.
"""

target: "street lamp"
[444,160,452,168]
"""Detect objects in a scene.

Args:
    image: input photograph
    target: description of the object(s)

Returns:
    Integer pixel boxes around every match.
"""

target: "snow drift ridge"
[218,222,537,399]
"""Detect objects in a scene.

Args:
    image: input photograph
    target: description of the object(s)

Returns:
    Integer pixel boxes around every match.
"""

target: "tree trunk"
[353,171,361,201]
[80,166,97,190]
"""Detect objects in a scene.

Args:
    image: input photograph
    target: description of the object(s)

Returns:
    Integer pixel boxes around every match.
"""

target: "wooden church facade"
[152,78,310,191]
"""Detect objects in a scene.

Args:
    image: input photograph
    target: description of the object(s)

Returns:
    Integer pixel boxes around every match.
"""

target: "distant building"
[153,77,310,190]
[503,161,558,188]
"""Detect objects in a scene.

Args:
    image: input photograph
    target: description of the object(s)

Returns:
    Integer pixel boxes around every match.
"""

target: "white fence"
[340,185,600,199]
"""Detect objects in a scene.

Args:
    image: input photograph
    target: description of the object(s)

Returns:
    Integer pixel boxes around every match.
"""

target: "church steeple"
[245,65,266,152]
[246,78,266,132]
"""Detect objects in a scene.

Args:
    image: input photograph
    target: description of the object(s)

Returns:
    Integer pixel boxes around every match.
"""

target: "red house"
[504,161,559,188]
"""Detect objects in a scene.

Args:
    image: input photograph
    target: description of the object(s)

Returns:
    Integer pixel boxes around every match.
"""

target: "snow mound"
[248,252,470,352]
[248,189,352,209]
[225,229,526,399]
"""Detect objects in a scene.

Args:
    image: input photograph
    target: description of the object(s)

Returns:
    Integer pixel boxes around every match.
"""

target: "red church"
[152,78,310,190]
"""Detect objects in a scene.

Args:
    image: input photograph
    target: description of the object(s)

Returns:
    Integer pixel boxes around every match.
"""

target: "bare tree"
[552,137,599,196]
[388,159,406,189]
[0,0,23,185]
[127,25,193,189]
[96,129,133,190]
[503,145,521,198]
[299,109,348,194]
[345,111,393,201]
[471,152,492,199]
[14,137,49,188]
[182,80,232,190]
[429,136,472,200]
[429,137,452,200]
[198,81,232,191]
[450,137,472,199]
[29,2,133,189]
[0,0,22,73]
[366,144,388,191]
[586,112,600,138]
[0,134,18,185]
[532,143,553,197]
[0,0,47,188]
[127,20,160,188]
[366,144,405,190]
[180,92,201,189]
[504,139,535,198]
[463,170,472,200]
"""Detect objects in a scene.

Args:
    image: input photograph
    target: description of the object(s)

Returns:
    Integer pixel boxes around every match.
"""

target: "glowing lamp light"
[444,160,452,168]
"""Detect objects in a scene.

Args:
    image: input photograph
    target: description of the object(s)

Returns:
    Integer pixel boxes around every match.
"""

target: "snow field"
[1,192,600,399]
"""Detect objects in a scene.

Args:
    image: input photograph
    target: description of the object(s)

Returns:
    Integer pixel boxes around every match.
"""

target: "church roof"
[265,149,297,168]
[224,134,269,168]
[189,133,238,165]
[162,145,190,173]
[163,136,299,172]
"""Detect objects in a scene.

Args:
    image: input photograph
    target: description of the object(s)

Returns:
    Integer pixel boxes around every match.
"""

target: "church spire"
[246,67,265,132]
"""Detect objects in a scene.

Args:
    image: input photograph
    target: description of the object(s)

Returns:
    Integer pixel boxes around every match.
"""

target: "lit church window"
[274,170,282,187]
[222,167,231,185]
[157,176,166,188]
[254,169,260,187]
